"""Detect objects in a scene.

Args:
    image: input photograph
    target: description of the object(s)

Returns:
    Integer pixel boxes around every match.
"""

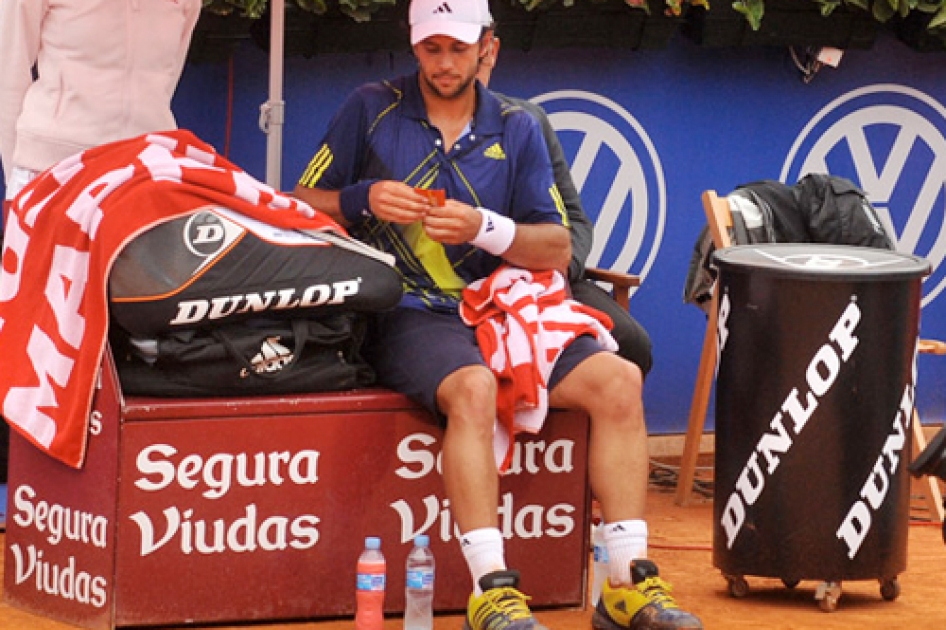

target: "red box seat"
[3,352,591,629]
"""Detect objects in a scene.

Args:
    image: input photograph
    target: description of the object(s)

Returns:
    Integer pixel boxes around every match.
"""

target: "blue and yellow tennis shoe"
[592,560,702,630]
[464,569,548,630]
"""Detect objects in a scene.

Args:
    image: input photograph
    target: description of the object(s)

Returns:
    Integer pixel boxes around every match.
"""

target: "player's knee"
[593,360,646,433]
[610,353,642,387]
[586,354,642,407]
[437,365,496,421]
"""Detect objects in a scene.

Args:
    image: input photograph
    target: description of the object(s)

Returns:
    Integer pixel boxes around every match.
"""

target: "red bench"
[3,351,591,629]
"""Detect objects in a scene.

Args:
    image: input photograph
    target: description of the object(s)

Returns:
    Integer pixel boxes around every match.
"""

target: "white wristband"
[470,207,516,256]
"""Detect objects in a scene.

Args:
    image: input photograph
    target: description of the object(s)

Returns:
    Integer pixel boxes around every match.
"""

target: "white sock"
[603,520,648,587]
[460,527,506,595]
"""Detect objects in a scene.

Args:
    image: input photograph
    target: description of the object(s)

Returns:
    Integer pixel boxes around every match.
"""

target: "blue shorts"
[365,307,604,420]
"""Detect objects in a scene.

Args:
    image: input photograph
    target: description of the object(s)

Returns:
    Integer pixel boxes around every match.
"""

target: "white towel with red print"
[0,130,345,469]
[460,265,618,472]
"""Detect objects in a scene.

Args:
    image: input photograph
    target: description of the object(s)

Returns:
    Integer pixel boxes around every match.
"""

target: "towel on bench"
[0,130,344,469]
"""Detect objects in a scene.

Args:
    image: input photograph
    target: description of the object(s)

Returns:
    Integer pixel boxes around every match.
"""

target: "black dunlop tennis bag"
[108,206,403,396]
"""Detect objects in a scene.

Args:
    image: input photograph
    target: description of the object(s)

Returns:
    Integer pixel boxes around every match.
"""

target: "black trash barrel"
[712,243,929,585]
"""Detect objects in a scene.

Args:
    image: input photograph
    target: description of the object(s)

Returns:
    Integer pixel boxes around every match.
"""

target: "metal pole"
[260,0,285,190]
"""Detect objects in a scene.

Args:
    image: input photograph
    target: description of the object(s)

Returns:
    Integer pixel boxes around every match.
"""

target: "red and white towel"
[0,130,344,468]
[460,265,618,472]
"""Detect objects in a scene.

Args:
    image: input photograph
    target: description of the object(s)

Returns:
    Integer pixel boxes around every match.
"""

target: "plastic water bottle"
[403,535,435,630]
[591,524,609,606]
[356,536,386,630]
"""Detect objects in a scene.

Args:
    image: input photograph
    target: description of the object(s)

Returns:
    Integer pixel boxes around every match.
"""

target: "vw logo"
[530,90,665,285]
[782,84,946,307]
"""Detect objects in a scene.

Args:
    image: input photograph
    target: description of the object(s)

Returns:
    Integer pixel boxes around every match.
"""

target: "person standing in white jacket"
[0,0,201,201]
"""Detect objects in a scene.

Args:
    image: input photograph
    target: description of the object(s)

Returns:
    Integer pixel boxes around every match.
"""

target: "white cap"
[409,0,494,46]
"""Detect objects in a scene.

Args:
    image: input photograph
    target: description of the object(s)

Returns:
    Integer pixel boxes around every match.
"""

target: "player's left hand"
[422,200,481,245]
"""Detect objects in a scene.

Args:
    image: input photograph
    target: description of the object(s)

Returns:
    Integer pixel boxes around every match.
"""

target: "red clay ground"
[2,476,944,630]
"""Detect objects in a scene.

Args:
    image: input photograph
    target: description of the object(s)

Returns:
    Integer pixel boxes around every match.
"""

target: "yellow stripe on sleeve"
[550,184,570,227]
[299,144,333,188]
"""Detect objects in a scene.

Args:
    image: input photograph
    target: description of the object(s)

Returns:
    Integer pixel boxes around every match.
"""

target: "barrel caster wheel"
[782,579,800,589]
[815,581,842,612]
[725,575,749,598]
[880,578,900,601]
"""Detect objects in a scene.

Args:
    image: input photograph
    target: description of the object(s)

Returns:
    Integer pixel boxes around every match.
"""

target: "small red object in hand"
[415,188,445,207]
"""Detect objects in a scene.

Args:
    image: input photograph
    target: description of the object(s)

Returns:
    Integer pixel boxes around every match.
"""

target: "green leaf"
[732,0,764,30]
[816,0,842,17]
[844,0,871,11]
[930,5,946,27]
[873,0,897,21]
[294,0,328,13]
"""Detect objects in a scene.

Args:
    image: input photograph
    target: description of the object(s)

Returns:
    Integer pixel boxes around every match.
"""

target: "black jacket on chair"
[683,174,894,312]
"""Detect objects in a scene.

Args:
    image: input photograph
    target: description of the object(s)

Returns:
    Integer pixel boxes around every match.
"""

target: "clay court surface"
[2,476,944,630]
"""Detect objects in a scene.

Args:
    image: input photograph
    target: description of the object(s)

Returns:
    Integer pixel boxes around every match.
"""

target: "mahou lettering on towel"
[0,130,344,469]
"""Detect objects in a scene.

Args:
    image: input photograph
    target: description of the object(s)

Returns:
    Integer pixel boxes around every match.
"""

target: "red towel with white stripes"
[460,265,618,472]
[0,130,344,468]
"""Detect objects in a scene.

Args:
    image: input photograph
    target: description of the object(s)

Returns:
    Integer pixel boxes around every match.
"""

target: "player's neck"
[422,84,476,149]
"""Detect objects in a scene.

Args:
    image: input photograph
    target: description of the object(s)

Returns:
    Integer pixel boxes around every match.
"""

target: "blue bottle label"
[593,545,609,563]
[406,568,434,590]
[357,573,386,591]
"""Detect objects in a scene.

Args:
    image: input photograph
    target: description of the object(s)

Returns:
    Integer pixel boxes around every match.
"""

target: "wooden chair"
[674,190,945,525]
[585,266,641,311]
[674,190,730,507]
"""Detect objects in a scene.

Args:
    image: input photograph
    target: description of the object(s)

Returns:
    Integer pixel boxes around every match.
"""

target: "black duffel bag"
[111,312,375,397]
[109,207,403,337]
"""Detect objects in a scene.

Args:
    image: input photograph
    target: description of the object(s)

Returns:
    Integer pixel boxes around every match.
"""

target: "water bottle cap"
[365,536,381,549]
[415,535,430,547]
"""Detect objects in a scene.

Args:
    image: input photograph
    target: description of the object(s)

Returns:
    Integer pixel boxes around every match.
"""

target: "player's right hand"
[368,181,431,224]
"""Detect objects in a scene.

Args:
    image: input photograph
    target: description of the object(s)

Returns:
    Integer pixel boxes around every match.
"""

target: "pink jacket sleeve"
[0,0,46,182]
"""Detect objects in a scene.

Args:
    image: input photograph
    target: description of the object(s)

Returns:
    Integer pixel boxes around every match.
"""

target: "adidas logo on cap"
[409,0,493,46]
